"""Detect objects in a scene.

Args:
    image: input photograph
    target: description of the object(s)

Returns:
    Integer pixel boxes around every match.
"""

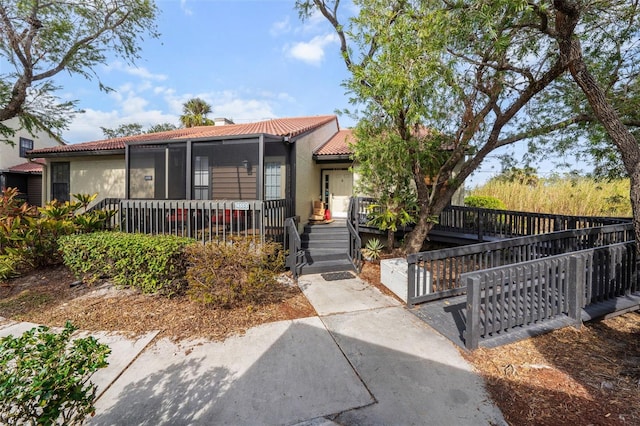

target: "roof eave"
[313,154,352,162]
[27,149,125,158]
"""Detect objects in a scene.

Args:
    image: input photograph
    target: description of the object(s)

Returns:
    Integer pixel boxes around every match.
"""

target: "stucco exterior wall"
[294,119,340,223]
[0,118,63,170]
[45,156,125,206]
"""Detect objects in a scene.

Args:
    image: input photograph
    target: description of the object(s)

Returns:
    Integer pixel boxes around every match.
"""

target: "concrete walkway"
[0,273,505,425]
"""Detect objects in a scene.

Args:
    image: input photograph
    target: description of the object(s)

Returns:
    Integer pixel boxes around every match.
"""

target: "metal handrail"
[347,197,363,272]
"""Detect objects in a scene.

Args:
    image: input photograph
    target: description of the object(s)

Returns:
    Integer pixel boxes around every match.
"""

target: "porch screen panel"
[210,167,257,199]
[129,145,164,199]
[167,144,186,199]
[129,144,186,199]
[193,139,258,200]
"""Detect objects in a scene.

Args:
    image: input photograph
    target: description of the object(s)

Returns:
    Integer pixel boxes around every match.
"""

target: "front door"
[322,169,353,218]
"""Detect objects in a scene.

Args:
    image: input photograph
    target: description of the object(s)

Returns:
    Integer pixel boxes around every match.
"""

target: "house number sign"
[234,202,250,210]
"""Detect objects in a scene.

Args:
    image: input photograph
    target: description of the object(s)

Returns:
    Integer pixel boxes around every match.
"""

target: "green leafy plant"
[0,188,118,275]
[0,321,110,425]
[185,237,286,309]
[361,238,385,261]
[463,196,507,210]
[59,232,193,295]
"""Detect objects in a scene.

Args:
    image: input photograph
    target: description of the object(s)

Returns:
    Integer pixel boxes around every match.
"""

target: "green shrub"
[59,232,193,296]
[0,188,117,273]
[0,251,29,281]
[464,195,507,210]
[362,238,385,261]
[0,321,110,425]
[185,237,286,309]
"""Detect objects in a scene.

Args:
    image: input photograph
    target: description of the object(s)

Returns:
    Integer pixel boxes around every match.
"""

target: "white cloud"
[270,16,290,37]
[125,67,168,82]
[63,84,295,143]
[180,0,193,16]
[286,33,339,66]
[104,61,168,82]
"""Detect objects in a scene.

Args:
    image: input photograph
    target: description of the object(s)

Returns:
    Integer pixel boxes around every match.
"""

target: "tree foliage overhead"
[0,0,159,144]
[101,122,177,139]
[297,0,640,253]
[180,97,215,128]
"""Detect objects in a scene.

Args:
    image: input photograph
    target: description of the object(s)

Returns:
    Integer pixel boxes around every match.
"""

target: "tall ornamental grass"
[469,178,631,217]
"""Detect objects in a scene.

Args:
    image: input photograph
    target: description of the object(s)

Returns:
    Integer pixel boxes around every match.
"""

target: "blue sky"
[51,0,579,186]
[57,0,354,144]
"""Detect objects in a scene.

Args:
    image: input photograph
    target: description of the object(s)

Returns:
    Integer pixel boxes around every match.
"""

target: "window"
[193,156,210,200]
[19,137,33,158]
[51,162,70,202]
[265,162,282,200]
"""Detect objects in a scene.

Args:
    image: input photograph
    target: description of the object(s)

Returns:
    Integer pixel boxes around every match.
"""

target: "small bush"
[59,232,193,296]
[0,251,30,281]
[185,237,286,309]
[0,188,117,273]
[0,321,110,425]
[464,195,507,210]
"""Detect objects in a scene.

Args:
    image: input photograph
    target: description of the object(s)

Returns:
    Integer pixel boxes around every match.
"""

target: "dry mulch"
[362,259,640,426]
[2,262,639,425]
[0,265,316,342]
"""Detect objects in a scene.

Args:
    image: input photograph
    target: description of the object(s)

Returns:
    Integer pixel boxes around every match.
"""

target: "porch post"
[124,144,130,199]
[258,135,264,201]
[186,140,192,200]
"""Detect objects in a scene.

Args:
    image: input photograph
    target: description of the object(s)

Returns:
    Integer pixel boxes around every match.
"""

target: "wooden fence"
[407,223,635,305]
[118,199,292,243]
[463,242,638,349]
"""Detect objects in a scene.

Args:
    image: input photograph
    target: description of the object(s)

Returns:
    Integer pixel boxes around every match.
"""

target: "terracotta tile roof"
[30,115,338,156]
[7,159,45,174]
[314,129,354,157]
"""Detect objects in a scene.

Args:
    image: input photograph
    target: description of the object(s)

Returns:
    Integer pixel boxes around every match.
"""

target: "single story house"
[28,115,356,223]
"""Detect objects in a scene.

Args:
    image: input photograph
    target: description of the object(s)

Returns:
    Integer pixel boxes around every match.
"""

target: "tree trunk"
[555,4,640,251]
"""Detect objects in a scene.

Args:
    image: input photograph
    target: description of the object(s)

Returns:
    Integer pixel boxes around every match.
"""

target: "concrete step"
[300,258,355,275]
[302,232,349,241]
[302,240,349,249]
[303,221,348,234]
[304,250,348,263]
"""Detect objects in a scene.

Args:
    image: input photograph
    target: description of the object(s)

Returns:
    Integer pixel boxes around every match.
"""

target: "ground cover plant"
[0,321,110,425]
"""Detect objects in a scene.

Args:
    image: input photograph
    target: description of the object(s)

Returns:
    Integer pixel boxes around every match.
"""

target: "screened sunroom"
[122,134,294,241]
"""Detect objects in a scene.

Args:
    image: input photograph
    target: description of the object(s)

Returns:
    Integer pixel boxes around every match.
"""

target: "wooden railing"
[284,217,304,279]
[119,199,292,243]
[406,223,635,305]
[463,241,638,349]
[352,196,630,242]
[87,197,121,229]
[347,197,363,273]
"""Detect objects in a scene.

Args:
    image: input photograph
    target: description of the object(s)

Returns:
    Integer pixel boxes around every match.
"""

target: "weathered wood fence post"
[568,255,585,329]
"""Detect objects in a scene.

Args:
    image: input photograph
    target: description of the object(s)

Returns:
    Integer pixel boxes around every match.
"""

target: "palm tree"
[179,98,215,128]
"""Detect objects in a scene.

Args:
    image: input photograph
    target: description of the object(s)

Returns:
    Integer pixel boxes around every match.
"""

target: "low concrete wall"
[381,258,409,303]
[381,257,432,304]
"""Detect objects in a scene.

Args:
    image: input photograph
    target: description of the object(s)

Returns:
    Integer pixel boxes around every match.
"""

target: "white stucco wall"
[0,118,64,170]
[45,156,125,206]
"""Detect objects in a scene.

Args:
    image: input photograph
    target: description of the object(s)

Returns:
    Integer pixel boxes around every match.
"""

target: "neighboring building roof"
[314,129,354,160]
[6,159,45,174]
[29,115,338,157]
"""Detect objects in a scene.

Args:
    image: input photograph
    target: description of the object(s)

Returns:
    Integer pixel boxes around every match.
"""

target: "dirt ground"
[362,260,640,426]
[1,262,638,425]
[0,265,316,342]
